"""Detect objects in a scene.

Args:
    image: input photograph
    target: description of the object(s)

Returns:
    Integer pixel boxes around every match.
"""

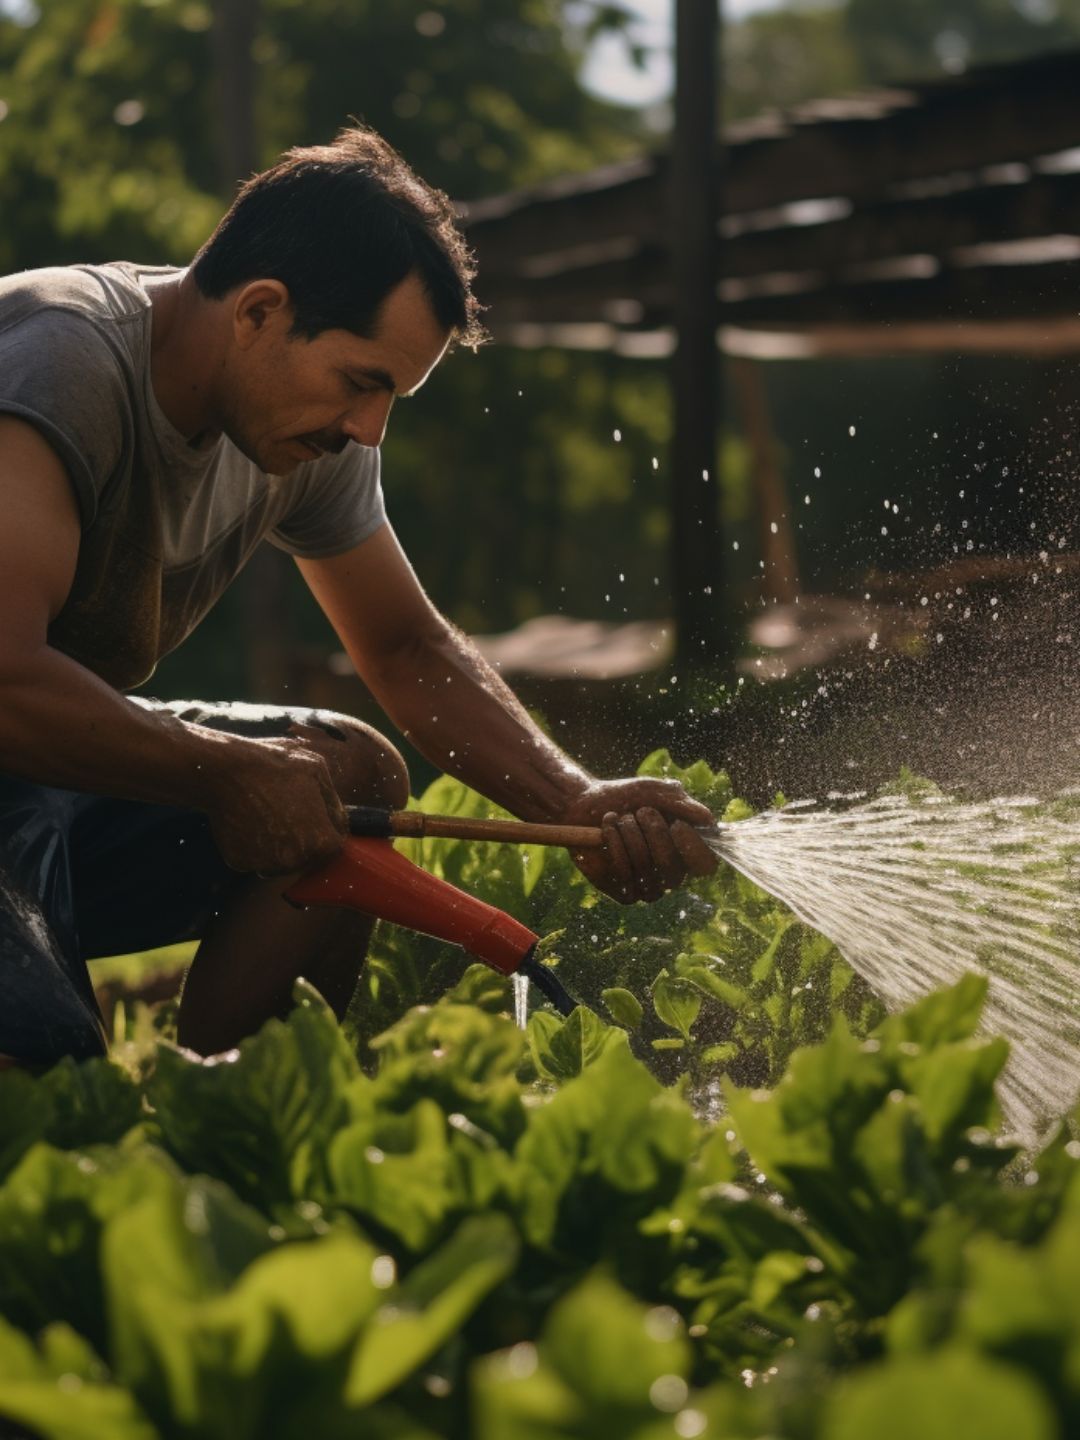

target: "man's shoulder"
[0,262,161,336]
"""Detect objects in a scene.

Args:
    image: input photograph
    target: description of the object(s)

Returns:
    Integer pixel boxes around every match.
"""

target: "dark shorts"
[0,699,351,1065]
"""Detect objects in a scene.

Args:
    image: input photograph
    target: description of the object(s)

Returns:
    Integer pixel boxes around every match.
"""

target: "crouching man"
[0,125,716,1063]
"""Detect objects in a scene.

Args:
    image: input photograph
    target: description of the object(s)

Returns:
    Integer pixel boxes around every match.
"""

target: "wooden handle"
[387,811,605,848]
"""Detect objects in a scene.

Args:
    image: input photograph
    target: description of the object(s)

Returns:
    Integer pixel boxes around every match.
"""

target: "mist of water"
[513,971,530,1030]
[710,788,1080,1137]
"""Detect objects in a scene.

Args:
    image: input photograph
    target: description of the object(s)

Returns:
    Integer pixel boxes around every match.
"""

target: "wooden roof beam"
[464,51,1080,274]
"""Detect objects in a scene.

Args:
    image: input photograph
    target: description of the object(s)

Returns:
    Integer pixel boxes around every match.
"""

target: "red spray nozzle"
[287,836,537,978]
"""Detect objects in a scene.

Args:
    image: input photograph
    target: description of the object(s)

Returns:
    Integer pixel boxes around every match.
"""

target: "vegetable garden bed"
[1,753,1077,1439]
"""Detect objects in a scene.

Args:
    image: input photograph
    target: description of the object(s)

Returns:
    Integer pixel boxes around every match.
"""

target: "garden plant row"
[1,753,1078,1439]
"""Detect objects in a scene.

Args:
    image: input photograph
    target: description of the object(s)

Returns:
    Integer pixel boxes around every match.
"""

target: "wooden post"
[210,0,259,193]
[730,357,799,606]
[670,0,727,671]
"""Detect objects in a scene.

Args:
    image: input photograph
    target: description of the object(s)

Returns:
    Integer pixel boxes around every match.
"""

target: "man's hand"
[201,735,348,875]
[559,778,719,904]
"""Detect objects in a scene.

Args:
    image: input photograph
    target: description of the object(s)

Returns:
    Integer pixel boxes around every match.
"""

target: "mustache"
[300,432,350,456]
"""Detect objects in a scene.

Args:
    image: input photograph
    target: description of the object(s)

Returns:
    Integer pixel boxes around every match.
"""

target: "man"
[0,126,717,1064]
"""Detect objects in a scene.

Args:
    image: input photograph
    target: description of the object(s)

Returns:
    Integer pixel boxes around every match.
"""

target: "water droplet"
[371,1254,396,1288]
[650,1375,689,1413]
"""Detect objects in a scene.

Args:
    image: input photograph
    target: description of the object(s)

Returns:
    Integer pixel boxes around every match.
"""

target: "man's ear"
[232,280,292,349]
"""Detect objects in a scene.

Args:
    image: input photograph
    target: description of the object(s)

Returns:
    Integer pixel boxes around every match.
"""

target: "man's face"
[225,270,451,475]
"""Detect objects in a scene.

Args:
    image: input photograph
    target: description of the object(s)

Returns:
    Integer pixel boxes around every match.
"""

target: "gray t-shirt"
[0,262,386,690]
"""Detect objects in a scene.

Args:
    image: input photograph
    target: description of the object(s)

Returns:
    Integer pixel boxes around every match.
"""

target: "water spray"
[293,796,1080,1138]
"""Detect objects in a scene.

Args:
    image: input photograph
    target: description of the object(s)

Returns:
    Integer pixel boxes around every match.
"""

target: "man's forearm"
[0,644,255,806]
[361,621,593,821]
[0,645,363,876]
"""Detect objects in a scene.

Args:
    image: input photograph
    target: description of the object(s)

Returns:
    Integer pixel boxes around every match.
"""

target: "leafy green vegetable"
[0,760,1076,1437]
[148,983,358,1208]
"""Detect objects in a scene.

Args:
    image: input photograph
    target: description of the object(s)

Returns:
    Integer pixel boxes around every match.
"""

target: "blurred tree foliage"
[0,0,644,270]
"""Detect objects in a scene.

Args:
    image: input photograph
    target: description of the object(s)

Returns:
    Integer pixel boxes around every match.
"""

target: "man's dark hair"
[192,126,485,349]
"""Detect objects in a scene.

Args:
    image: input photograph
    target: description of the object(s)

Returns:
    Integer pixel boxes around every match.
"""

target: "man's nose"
[341,393,395,448]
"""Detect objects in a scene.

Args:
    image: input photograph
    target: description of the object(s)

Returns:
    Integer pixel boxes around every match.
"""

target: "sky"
[580,0,789,106]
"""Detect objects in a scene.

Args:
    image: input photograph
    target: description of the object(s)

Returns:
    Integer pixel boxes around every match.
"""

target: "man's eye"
[343,375,371,393]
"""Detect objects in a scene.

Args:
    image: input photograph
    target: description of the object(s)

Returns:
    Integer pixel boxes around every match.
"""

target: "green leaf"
[39,1056,142,1150]
[748,1249,814,1311]
[749,921,794,984]
[328,1099,459,1251]
[369,991,527,1149]
[542,1270,690,1409]
[0,1315,158,1440]
[102,1172,280,1421]
[635,749,734,816]
[0,1145,176,1351]
[726,1018,884,1187]
[900,1038,1007,1145]
[148,985,359,1206]
[210,1228,383,1361]
[701,1042,739,1065]
[527,1007,624,1083]
[0,1056,140,1182]
[514,1043,698,1249]
[954,1234,1059,1352]
[674,960,751,1012]
[0,1068,52,1180]
[346,1215,519,1405]
[875,974,988,1052]
[652,974,702,1040]
[521,842,547,899]
[602,987,643,1031]
[826,1350,1058,1440]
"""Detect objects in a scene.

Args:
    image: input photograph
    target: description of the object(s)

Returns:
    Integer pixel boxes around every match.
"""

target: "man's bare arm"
[299,527,718,902]
[0,417,347,873]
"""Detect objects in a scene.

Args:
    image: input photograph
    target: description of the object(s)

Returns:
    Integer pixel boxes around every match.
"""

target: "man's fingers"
[671,819,720,877]
[614,813,666,902]
[600,812,635,900]
[636,807,687,891]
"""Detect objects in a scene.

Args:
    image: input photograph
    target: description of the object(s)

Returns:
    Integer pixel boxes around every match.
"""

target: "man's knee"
[289,713,410,810]
[155,698,411,811]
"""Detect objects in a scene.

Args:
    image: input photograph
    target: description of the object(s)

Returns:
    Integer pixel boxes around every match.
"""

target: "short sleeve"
[0,308,130,528]
[268,444,387,558]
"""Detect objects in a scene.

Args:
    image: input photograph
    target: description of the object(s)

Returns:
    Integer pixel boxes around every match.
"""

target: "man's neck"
[146,270,225,449]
